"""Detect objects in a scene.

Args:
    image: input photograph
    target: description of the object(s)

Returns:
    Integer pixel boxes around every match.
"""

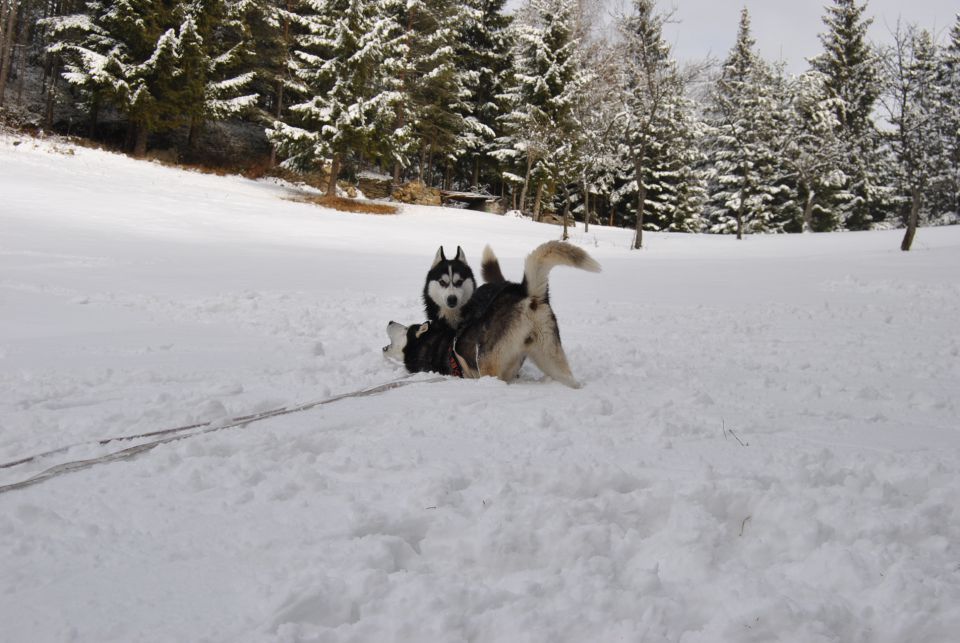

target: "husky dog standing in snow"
[386,241,600,388]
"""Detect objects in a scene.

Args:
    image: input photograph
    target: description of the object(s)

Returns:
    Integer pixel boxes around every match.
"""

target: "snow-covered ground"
[2,134,959,642]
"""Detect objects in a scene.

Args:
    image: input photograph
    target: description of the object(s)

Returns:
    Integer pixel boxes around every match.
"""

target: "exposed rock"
[391,181,442,206]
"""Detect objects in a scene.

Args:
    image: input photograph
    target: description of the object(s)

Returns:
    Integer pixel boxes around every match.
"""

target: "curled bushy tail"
[522,241,601,300]
[481,245,506,284]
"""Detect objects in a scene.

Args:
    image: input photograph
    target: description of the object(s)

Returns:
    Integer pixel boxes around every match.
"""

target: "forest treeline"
[2,0,958,247]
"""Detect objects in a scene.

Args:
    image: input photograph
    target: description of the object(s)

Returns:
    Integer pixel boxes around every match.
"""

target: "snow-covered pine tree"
[42,4,126,137]
[45,0,256,155]
[703,8,792,238]
[570,46,621,233]
[614,0,701,247]
[930,14,960,219]
[455,0,513,190]
[780,71,846,232]
[177,0,258,149]
[655,97,707,234]
[397,0,471,188]
[881,24,944,251]
[234,0,294,121]
[494,0,587,219]
[811,0,887,230]
[267,0,401,195]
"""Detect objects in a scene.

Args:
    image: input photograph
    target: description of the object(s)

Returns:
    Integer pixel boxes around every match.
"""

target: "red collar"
[448,347,464,378]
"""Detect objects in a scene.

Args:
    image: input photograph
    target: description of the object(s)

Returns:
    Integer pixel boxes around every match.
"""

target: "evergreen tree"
[234,0,294,121]
[178,0,258,148]
[267,0,402,195]
[811,0,887,229]
[45,0,256,155]
[495,0,587,219]
[613,0,703,246]
[931,14,960,217]
[570,47,621,232]
[401,0,471,188]
[456,0,513,189]
[703,9,792,238]
[881,24,944,250]
[49,0,187,155]
[781,71,846,232]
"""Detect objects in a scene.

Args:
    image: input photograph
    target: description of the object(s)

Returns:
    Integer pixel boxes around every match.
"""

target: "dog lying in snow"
[384,241,600,388]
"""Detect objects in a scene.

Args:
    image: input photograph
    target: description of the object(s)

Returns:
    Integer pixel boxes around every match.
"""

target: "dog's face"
[424,246,475,324]
[382,321,429,362]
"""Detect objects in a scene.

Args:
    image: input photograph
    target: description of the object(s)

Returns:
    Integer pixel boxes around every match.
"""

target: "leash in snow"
[0,375,445,495]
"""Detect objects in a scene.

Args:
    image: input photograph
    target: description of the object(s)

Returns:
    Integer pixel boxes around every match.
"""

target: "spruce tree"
[932,14,960,217]
[495,0,586,219]
[267,0,402,195]
[782,71,846,232]
[46,0,256,155]
[401,0,471,187]
[456,0,513,189]
[178,0,258,148]
[703,9,792,238]
[615,0,703,244]
[811,0,886,229]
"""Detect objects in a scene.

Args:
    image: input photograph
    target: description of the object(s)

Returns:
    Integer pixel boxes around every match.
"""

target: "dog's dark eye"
[453,279,462,286]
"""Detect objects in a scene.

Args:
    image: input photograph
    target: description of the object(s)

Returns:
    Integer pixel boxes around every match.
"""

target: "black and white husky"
[386,241,601,388]
[423,246,476,329]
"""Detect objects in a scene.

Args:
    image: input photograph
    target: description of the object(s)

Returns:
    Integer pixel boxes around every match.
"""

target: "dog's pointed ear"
[455,246,466,263]
[432,246,446,268]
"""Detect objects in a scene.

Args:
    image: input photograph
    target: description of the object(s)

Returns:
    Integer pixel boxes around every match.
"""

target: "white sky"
[508,1,959,73]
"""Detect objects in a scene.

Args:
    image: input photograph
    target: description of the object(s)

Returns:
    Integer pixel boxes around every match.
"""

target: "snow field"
[1,135,960,642]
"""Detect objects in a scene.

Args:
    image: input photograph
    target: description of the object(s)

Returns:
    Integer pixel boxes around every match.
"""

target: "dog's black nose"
[447,295,458,307]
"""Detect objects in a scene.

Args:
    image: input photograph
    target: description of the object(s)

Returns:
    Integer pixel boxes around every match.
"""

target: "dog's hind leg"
[527,326,580,389]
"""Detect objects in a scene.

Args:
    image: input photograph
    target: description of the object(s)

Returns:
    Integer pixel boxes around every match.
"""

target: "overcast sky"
[508,1,959,73]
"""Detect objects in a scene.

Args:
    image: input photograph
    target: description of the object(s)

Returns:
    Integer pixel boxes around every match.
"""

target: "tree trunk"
[532,181,545,222]
[561,187,570,241]
[736,198,745,240]
[88,100,99,138]
[269,80,284,167]
[133,124,149,157]
[900,187,921,252]
[15,19,27,104]
[472,156,480,190]
[633,153,645,249]
[518,152,533,214]
[608,198,615,227]
[802,188,816,233]
[426,138,435,186]
[187,118,200,150]
[42,63,57,128]
[326,153,341,197]
[0,0,19,104]
[736,168,748,240]
[582,176,590,233]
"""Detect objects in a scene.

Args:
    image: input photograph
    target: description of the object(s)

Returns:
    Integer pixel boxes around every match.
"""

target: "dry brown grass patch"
[299,194,398,215]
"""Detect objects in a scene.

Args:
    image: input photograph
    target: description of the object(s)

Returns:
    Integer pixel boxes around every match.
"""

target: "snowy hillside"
[2,135,959,642]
